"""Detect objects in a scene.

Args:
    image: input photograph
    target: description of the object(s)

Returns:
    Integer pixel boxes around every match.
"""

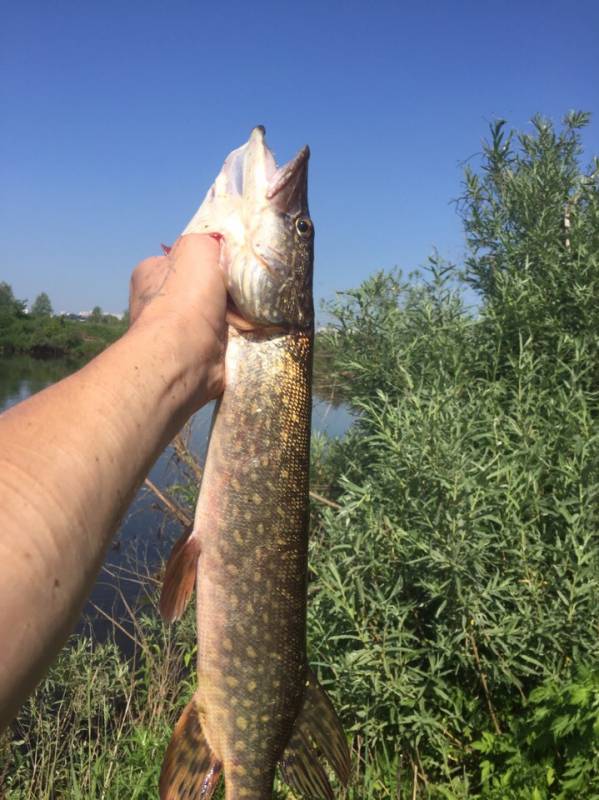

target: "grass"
[0,571,193,799]
[2,111,599,798]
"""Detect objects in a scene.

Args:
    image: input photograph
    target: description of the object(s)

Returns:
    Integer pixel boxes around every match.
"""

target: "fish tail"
[279,669,350,799]
[159,693,222,799]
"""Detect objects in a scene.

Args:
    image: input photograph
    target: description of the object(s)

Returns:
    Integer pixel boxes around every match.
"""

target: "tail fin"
[279,670,350,799]
[160,694,222,799]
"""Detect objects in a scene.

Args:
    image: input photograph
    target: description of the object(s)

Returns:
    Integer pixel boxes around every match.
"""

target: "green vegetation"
[472,666,599,798]
[307,111,599,796]
[0,285,127,360]
[1,112,598,797]
[0,602,195,799]
[30,292,53,317]
[0,282,27,316]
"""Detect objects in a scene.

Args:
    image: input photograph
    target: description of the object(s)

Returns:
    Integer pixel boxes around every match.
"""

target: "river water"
[0,355,353,647]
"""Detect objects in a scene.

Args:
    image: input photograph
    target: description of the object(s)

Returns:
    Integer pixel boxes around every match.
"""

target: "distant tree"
[90,305,103,322]
[0,282,14,314]
[31,292,53,317]
[0,282,27,316]
[121,309,130,326]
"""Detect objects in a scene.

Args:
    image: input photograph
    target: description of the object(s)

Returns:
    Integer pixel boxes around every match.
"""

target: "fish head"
[183,127,314,330]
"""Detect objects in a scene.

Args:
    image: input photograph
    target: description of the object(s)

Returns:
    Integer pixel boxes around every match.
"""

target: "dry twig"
[144,477,192,528]
[468,630,502,734]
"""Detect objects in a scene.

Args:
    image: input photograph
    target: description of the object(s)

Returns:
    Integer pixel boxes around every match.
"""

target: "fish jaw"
[183,127,314,330]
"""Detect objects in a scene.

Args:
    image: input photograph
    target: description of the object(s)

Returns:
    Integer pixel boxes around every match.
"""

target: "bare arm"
[0,234,226,729]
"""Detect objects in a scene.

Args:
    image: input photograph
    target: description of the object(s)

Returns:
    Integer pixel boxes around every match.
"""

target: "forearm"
[0,319,217,728]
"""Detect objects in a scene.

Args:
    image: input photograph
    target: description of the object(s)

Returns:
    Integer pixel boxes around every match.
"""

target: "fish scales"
[197,331,312,796]
[159,128,350,800]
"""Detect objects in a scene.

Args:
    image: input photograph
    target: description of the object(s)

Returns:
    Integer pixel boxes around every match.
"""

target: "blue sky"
[1,0,598,315]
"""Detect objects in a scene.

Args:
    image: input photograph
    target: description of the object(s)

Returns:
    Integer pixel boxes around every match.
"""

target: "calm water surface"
[0,355,353,646]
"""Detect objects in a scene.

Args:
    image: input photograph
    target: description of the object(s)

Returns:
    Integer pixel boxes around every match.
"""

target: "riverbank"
[0,420,351,800]
[0,313,127,360]
[0,314,339,388]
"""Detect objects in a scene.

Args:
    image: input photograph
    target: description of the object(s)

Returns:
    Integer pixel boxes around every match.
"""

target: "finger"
[168,233,220,265]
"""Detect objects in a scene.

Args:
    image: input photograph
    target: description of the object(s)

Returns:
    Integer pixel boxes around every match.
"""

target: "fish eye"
[295,217,313,237]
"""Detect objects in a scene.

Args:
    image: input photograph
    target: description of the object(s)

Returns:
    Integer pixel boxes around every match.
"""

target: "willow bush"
[308,113,599,797]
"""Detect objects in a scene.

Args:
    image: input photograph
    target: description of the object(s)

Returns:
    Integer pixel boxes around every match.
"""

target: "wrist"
[122,315,225,425]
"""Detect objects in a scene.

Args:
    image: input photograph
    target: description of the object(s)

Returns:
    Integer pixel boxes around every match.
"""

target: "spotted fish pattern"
[159,126,350,799]
[160,331,349,799]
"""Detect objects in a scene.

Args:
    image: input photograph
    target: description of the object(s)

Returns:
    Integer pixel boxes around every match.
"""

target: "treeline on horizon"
[0,286,128,359]
[2,111,598,799]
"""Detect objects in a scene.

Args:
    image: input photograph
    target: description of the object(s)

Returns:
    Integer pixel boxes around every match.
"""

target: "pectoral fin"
[279,669,350,798]
[159,528,201,622]
[160,694,222,800]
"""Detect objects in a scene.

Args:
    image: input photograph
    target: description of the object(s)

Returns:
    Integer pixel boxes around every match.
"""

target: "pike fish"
[158,127,350,800]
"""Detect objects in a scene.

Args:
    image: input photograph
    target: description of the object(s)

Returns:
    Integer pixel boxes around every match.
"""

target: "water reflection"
[0,356,78,411]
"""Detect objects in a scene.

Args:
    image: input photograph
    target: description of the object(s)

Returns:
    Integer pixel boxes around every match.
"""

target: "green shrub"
[460,111,599,381]
[473,666,599,799]
[307,113,599,796]
[309,273,599,795]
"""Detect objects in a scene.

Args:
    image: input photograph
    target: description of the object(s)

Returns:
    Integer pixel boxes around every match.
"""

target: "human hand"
[129,233,227,408]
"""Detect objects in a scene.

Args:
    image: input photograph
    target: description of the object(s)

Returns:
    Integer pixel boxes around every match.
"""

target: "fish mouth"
[266,144,310,215]
[228,126,310,215]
